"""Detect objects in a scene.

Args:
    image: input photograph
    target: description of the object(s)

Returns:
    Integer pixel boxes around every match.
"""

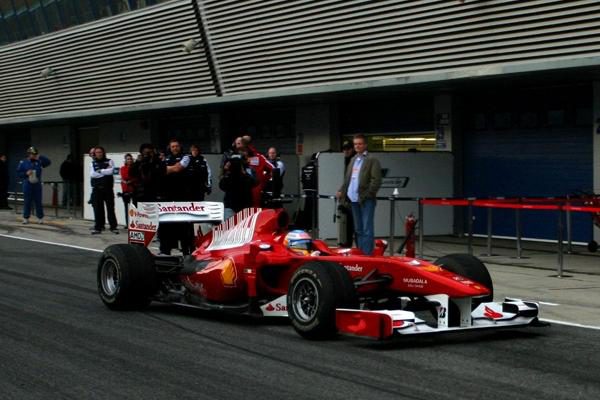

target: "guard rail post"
[566,194,573,254]
[481,207,495,256]
[515,208,523,259]
[557,205,564,278]
[467,199,474,255]
[52,182,59,217]
[388,194,396,256]
[418,198,424,258]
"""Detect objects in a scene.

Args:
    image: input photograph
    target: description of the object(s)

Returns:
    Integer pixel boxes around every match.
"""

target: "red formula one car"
[97,203,541,340]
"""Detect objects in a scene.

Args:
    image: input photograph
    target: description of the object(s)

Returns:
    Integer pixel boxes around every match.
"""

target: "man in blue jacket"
[17,147,51,224]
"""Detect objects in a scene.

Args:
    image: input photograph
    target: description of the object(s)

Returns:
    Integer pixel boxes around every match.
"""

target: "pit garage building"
[1,0,600,243]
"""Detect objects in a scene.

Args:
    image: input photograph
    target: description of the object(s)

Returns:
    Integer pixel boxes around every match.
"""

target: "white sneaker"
[22,218,29,225]
[37,218,44,224]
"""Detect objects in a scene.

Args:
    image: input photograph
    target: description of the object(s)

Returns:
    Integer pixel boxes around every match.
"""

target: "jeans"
[351,198,376,255]
[23,182,44,219]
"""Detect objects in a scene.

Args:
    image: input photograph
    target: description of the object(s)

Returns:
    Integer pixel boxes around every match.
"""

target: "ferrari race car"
[97,202,542,340]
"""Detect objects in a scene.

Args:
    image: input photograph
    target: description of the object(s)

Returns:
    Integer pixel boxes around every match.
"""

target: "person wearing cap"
[16,147,51,224]
[336,134,381,255]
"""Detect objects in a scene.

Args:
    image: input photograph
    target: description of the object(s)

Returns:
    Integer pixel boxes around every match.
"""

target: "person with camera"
[219,151,255,217]
[186,144,212,201]
[130,144,165,204]
[17,147,51,224]
[90,146,119,234]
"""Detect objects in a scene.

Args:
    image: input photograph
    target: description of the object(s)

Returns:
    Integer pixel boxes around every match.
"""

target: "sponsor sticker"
[344,264,363,272]
[402,277,428,288]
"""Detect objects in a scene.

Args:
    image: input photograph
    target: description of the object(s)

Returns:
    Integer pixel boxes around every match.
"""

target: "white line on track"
[0,233,102,253]
[540,318,600,331]
[538,301,561,306]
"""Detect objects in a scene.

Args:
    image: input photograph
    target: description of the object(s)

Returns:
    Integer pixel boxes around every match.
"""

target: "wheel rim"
[292,277,319,322]
[100,259,120,297]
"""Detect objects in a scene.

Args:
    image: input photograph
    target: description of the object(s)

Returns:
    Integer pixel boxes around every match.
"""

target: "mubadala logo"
[344,264,363,272]
[403,277,428,285]
[129,231,145,242]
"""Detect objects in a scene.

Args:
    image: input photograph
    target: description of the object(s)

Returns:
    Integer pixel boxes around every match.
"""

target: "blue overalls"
[17,156,51,220]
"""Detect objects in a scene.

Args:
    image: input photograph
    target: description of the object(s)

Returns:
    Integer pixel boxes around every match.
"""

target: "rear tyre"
[588,240,598,253]
[97,244,157,310]
[434,253,494,305]
[287,261,356,340]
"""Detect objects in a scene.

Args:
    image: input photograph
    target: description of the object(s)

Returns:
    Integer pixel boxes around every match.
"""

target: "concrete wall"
[97,120,151,153]
[296,104,334,164]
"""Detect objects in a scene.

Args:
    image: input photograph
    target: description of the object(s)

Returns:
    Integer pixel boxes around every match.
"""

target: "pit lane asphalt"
[1,237,599,400]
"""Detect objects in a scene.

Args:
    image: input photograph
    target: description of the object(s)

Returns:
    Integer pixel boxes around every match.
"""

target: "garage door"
[462,85,593,242]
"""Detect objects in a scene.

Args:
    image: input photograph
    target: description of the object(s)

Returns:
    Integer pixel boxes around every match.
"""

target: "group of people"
[88,136,285,255]
[2,134,380,256]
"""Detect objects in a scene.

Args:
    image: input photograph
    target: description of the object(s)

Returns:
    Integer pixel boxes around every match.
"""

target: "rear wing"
[128,201,224,246]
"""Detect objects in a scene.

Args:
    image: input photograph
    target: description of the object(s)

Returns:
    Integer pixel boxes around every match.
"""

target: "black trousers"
[92,189,118,230]
[158,222,194,255]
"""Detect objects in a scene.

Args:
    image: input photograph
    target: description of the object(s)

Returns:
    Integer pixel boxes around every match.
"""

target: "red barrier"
[420,197,600,214]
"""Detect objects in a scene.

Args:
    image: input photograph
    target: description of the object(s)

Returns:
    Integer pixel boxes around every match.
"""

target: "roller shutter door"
[463,85,593,242]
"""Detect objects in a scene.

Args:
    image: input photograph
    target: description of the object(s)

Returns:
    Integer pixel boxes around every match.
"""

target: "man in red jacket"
[242,135,273,207]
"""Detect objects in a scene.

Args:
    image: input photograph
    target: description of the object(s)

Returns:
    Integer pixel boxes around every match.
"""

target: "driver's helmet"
[284,230,312,255]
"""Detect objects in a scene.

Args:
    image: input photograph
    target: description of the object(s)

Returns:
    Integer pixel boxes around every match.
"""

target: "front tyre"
[287,261,356,340]
[434,253,494,305]
[97,244,157,310]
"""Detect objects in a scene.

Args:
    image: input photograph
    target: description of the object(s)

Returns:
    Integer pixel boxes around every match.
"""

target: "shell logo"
[219,259,238,287]
[129,209,135,217]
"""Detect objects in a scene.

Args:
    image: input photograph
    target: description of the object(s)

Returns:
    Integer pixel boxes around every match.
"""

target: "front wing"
[336,297,541,340]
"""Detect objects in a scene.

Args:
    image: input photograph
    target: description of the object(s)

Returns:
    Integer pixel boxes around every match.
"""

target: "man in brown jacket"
[337,134,382,255]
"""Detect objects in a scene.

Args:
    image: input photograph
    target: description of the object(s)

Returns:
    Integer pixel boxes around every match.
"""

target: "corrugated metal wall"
[205,0,600,94]
[1,0,600,123]
[0,0,214,121]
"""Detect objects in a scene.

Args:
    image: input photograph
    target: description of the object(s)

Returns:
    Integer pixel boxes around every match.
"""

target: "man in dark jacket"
[90,146,118,234]
[159,139,192,255]
[130,144,165,204]
[186,144,212,201]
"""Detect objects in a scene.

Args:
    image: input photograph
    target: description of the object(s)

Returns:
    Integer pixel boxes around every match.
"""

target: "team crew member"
[159,139,192,255]
[0,154,10,210]
[338,140,356,247]
[90,146,119,234]
[119,153,135,226]
[130,144,165,204]
[262,146,285,207]
[336,134,381,255]
[17,147,51,224]
[244,136,273,207]
[186,144,212,201]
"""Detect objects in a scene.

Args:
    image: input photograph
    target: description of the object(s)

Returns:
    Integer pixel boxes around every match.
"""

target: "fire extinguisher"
[403,213,417,258]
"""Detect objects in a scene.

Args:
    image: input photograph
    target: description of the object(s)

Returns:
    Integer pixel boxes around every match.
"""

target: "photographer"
[130,144,165,204]
[219,152,255,215]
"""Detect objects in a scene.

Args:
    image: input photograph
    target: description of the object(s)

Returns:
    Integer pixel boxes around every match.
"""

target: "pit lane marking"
[0,233,102,253]
[540,319,600,331]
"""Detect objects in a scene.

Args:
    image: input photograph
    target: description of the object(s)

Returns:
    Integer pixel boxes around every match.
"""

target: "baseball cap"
[27,146,39,155]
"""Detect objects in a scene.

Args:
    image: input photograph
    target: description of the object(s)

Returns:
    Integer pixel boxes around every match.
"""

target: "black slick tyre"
[97,244,157,310]
[434,253,494,305]
[287,261,356,340]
